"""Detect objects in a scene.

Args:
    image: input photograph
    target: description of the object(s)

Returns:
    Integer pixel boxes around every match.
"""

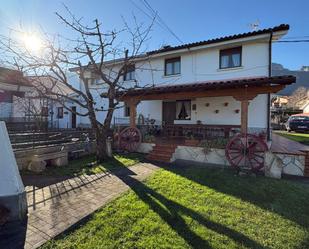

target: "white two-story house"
[66,24,294,141]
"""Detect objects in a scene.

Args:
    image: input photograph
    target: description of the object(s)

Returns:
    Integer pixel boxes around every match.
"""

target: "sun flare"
[23,33,42,52]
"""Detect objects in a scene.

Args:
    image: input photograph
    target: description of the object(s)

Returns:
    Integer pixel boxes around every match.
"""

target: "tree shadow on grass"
[163,162,309,230]
[107,163,265,249]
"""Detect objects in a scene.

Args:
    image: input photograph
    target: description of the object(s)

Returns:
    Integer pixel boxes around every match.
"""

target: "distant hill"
[272,63,309,95]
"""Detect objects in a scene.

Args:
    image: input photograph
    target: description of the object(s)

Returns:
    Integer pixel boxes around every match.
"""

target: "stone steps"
[146,144,177,163]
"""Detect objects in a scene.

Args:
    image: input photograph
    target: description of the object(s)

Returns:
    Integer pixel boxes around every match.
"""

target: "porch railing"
[162,124,240,139]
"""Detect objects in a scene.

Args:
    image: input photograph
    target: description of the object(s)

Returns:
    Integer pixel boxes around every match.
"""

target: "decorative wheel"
[119,127,142,152]
[225,133,268,172]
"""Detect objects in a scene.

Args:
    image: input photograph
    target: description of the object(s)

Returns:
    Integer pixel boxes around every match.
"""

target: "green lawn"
[41,165,309,249]
[21,153,144,177]
[275,131,309,145]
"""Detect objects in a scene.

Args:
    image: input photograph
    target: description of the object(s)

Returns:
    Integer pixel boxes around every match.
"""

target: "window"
[124,65,135,81]
[176,100,191,120]
[57,107,63,119]
[93,78,101,85]
[165,57,181,76]
[124,103,130,117]
[219,47,242,69]
[90,77,102,85]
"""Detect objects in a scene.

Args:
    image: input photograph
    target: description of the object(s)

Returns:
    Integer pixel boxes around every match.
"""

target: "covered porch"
[118,75,296,142]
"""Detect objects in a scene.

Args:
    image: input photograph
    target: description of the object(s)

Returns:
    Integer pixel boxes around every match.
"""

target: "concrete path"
[271,133,309,155]
[1,163,159,249]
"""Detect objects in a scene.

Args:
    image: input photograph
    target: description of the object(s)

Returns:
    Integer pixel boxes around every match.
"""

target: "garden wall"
[137,142,306,177]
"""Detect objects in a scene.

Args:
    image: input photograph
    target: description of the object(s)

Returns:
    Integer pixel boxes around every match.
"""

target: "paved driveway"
[0,163,159,249]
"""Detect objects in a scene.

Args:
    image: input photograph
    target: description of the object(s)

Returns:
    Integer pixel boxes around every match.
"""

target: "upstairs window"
[219,47,242,69]
[57,107,63,119]
[124,65,135,81]
[165,57,181,76]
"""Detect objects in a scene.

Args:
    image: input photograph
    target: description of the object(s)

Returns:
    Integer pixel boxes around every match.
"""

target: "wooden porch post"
[240,100,249,134]
[127,100,139,128]
[233,93,256,134]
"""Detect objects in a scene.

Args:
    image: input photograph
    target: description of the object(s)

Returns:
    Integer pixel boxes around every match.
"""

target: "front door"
[71,106,77,128]
[162,101,176,125]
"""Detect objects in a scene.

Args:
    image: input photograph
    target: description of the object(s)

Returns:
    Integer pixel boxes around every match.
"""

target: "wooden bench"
[28,151,68,172]
[69,149,85,159]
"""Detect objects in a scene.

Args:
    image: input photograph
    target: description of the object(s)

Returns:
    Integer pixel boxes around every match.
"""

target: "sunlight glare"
[23,33,42,52]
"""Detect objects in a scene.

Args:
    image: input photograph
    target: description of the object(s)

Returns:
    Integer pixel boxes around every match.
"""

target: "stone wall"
[265,151,306,178]
[275,153,305,176]
[138,142,307,178]
[172,146,230,167]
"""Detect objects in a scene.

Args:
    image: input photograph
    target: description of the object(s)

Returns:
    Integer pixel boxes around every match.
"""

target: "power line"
[281,36,309,40]
[128,0,169,32]
[140,0,183,43]
[129,0,183,44]
[276,40,309,43]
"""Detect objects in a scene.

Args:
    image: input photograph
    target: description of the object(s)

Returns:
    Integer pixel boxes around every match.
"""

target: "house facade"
[67,24,292,138]
[0,67,35,130]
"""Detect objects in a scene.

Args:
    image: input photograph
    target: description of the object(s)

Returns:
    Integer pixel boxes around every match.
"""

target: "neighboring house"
[24,75,80,129]
[271,95,289,109]
[0,67,33,129]
[66,24,294,140]
[301,101,309,113]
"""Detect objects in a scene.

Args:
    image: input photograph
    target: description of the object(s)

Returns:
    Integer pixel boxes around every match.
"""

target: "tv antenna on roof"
[249,20,260,31]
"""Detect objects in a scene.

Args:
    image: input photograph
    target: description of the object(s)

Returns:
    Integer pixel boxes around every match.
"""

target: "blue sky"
[0,0,309,70]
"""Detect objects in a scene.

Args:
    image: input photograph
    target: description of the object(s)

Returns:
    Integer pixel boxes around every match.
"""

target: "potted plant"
[184,132,200,146]
[144,134,156,143]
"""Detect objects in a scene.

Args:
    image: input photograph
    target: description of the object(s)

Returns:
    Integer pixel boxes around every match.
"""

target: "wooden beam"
[119,85,285,102]
[241,100,249,134]
[126,100,139,128]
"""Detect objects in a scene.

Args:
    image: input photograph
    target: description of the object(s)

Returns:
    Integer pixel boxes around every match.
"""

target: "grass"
[275,131,309,145]
[21,153,144,177]
[41,165,309,249]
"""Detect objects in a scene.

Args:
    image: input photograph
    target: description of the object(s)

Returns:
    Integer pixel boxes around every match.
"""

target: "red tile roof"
[0,67,30,86]
[147,24,289,55]
[119,75,296,97]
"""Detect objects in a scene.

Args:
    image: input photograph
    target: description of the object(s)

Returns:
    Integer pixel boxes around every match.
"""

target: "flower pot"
[185,139,199,146]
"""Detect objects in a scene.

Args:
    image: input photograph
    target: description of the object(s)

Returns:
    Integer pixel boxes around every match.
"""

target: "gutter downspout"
[267,31,273,141]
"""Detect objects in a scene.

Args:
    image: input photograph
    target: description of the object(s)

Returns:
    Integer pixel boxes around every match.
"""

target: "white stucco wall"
[0,102,12,118]
[130,95,267,129]
[134,41,268,86]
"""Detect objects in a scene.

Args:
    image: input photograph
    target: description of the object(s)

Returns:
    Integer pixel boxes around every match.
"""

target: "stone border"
[138,142,307,177]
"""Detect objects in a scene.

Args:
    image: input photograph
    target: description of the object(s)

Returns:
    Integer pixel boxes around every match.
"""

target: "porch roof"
[118,75,296,101]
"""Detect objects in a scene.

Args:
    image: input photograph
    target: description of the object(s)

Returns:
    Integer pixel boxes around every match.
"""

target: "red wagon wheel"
[225,133,268,172]
[119,127,142,152]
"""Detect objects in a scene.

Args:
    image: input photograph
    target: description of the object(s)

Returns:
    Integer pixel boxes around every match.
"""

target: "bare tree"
[0,7,154,161]
[288,86,308,109]
[13,91,49,130]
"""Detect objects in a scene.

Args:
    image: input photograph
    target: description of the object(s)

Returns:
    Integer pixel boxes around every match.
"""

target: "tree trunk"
[95,127,109,162]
